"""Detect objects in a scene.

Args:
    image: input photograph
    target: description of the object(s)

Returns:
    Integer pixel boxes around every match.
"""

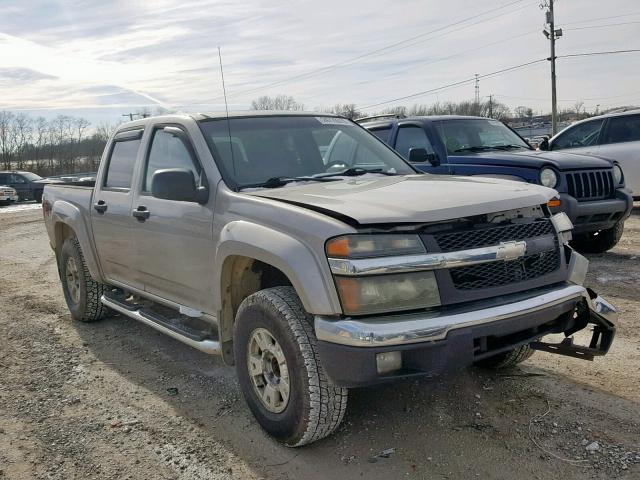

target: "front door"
[90,129,143,288]
[130,125,215,311]
[10,174,31,199]
[393,125,450,174]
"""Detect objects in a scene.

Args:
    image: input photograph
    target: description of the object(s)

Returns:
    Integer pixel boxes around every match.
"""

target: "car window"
[395,126,435,159]
[11,174,27,183]
[552,119,604,150]
[104,138,141,189]
[603,115,640,144]
[144,129,201,192]
[369,126,392,142]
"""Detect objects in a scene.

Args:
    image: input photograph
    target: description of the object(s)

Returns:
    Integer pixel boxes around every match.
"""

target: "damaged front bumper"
[315,247,616,387]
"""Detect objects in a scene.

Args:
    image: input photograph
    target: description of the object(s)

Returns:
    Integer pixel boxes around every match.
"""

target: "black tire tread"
[63,237,109,322]
[238,286,348,447]
[477,344,535,369]
[571,221,624,253]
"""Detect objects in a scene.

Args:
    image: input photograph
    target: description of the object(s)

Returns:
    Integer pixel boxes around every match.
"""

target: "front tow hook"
[530,289,616,361]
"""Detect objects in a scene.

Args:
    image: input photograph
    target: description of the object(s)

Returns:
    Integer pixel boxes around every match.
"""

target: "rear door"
[9,173,30,199]
[90,129,143,288]
[130,124,215,310]
[598,114,640,194]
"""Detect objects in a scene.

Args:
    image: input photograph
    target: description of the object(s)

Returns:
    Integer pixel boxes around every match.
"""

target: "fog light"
[376,351,402,374]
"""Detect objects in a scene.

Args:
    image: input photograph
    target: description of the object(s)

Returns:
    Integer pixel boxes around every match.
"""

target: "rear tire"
[234,286,348,447]
[570,221,624,253]
[476,345,535,369]
[59,237,109,322]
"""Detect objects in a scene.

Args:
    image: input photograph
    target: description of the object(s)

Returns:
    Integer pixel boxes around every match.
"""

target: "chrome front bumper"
[315,281,617,348]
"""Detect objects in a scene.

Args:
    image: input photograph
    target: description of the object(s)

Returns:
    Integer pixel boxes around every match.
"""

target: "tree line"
[250,95,598,123]
[0,111,118,176]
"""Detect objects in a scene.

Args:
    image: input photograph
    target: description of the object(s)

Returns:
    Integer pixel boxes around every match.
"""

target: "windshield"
[21,172,43,181]
[436,118,530,154]
[198,115,415,189]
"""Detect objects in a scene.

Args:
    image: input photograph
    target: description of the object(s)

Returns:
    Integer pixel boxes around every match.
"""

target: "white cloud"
[1,0,639,123]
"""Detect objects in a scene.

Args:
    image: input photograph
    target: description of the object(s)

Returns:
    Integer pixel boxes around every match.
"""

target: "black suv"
[0,171,60,203]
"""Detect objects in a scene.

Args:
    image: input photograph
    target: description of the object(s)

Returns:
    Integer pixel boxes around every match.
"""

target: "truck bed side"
[42,184,104,282]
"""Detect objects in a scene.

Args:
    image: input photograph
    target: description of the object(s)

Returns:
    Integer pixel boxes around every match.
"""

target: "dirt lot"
[1,203,639,480]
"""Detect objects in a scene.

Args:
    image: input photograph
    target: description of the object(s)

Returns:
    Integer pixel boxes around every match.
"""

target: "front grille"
[565,169,614,201]
[434,219,554,252]
[450,250,560,290]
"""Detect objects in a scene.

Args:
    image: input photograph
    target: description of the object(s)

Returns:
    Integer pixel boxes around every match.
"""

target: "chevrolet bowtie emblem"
[496,241,527,261]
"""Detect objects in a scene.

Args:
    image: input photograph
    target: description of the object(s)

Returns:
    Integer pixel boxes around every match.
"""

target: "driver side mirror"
[151,168,209,204]
[538,138,550,151]
[408,147,440,166]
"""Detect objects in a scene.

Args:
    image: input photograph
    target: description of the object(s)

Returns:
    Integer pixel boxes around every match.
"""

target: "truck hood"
[248,174,556,225]
[449,150,614,170]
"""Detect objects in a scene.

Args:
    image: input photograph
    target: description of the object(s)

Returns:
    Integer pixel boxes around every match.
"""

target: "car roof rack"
[355,113,406,124]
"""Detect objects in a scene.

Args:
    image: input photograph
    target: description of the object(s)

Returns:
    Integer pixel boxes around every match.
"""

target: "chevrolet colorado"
[43,112,616,446]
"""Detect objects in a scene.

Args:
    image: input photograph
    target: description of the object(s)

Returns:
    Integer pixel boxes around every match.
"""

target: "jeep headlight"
[613,164,623,185]
[540,168,558,188]
[326,235,441,315]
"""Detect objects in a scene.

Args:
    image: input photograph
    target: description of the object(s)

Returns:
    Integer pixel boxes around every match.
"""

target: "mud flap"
[530,288,616,361]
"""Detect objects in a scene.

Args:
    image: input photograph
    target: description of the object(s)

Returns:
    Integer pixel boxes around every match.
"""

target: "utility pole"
[543,0,562,135]
[488,94,493,118]
[474,74,480,112]
[122,113,135,121]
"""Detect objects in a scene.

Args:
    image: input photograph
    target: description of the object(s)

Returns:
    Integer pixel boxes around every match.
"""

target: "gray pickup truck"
[43,112,617,447]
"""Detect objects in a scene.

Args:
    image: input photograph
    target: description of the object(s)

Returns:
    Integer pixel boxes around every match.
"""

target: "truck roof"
[116,111,345,129]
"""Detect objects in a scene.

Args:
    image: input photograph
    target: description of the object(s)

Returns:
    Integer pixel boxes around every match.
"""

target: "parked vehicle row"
[359,115,633,253]
[0,185,19,205]
[43,112,617,447]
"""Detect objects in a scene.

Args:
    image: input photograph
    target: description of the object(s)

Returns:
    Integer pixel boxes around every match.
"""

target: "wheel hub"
[65,256,81,304]
[247,328,290,413]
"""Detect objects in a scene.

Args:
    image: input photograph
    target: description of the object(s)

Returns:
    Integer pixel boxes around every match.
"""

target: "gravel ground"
[0,203,638,479]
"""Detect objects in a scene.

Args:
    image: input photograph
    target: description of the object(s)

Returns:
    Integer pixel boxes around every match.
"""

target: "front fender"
[214,221,342,316]
[51,200,104,282]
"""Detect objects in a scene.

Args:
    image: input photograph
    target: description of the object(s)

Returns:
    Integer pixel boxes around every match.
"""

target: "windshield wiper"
[453,146,497,152]
[239,175,339,190]
[490,144,528,150]
[315,167,399,178]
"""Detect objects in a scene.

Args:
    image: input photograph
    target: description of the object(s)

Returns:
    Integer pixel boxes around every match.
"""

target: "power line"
[565,21,640,31]
[558,49,640,58]
[211,0,534,101]
[360,58,547,110]
[562,12,640,26]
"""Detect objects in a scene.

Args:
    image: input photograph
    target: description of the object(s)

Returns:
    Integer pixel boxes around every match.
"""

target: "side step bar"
[101,294,221,355]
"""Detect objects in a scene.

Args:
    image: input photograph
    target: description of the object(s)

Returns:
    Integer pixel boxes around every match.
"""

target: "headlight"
[334,271,441,315]
[540,168,558,188]
[326,234,425,258]
[613,164,623,185]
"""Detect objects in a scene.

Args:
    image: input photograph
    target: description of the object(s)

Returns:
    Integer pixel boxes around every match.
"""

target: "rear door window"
[104,138,141,189]
[395,126,435,159]
[603,115,640,144]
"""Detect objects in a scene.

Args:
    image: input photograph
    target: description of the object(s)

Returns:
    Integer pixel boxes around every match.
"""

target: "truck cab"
[361,115,634,253]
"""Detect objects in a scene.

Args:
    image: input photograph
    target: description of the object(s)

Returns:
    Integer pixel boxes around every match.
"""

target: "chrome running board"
[101,294,221,355]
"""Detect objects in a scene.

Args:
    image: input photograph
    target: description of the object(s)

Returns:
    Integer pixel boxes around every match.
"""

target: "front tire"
[570,221,624,253]
[59,237,109,322]
[476,344,535,369]
[234,287,348,447]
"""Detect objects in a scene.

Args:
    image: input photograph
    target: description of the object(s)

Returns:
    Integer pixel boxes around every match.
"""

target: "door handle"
[93,200,107,213]
[132,206,150,221]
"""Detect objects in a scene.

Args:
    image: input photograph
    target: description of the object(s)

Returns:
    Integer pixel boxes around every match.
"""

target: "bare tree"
[33,117,48,171]
[0,111,16,170]
[13,114,34,169]
[251,95,304,111]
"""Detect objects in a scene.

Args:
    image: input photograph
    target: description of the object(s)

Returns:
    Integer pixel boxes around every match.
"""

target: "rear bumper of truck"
[550,188,633,234]
[315,279,616,387]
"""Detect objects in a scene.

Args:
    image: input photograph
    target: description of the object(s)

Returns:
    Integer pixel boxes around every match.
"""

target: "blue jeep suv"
[359,115,633,253]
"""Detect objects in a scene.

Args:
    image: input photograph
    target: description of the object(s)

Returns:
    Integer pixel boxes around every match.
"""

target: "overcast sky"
[1,0,639,124]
